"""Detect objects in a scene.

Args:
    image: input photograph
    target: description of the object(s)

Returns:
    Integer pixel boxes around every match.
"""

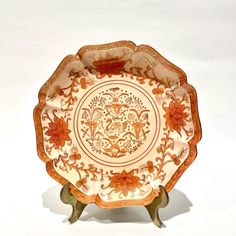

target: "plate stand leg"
[145,185,169,228]
[60,182,87,224]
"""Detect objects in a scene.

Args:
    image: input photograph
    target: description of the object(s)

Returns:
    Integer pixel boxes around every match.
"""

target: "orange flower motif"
[68,146,81,160]
[69,152,81,161]
[146,161,154,173]
[152,87,164,95]
[80,78,88,89]
[45,116,71,149]
[171,154,181,165]
[164,100,189,134]
[108,170,142,197]
[76,178,89,191]
[79,77,94,89]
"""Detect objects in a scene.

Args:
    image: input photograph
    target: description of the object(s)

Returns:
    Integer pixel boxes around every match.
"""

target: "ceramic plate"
[34,41,201,208]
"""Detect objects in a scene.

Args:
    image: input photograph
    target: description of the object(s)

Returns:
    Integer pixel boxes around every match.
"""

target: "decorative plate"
[34,41,201,208]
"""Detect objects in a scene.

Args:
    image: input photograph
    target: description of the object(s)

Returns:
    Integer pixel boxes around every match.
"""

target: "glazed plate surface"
[34,41,201,208]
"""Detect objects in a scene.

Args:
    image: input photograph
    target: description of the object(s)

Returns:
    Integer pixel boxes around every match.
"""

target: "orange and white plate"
[34,41,201,208]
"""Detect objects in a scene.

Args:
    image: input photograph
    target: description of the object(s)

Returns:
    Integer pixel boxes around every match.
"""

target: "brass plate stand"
[144,186,169,227]
[60,182,169,227]
[60,182,87,223]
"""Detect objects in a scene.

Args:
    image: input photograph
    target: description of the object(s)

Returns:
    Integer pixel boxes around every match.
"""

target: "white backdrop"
[0,0,236,235]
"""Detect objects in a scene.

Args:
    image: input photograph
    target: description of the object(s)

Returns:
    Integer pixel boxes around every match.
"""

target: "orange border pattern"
[33,41,202,208]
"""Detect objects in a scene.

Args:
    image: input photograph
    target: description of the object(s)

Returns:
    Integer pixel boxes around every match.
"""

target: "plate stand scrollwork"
[60,182,169,227]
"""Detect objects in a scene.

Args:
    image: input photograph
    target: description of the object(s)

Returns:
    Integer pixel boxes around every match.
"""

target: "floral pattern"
[69,146,81,161]
[48,69,94,111]
[35,41,201,208]
[79,87,151,158]
[108,170,142,197]
[164,100,189,134]
[44,112,71,149]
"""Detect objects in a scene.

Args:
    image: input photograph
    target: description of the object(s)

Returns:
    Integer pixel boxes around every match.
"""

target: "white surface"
[0,0,236,235]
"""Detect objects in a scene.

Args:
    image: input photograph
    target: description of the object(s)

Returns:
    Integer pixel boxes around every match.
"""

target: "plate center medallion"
[74,79,160,167]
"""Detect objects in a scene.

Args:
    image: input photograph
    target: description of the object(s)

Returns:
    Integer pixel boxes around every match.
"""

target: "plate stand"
[144,185,169,227]
[60,182,169,227]
[60,182,87,224]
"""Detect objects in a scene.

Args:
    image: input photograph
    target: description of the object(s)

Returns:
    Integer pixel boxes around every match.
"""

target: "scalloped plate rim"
[33,40,202,208]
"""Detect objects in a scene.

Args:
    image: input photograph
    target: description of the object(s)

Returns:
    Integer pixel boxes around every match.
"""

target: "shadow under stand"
[60,182,169,227]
